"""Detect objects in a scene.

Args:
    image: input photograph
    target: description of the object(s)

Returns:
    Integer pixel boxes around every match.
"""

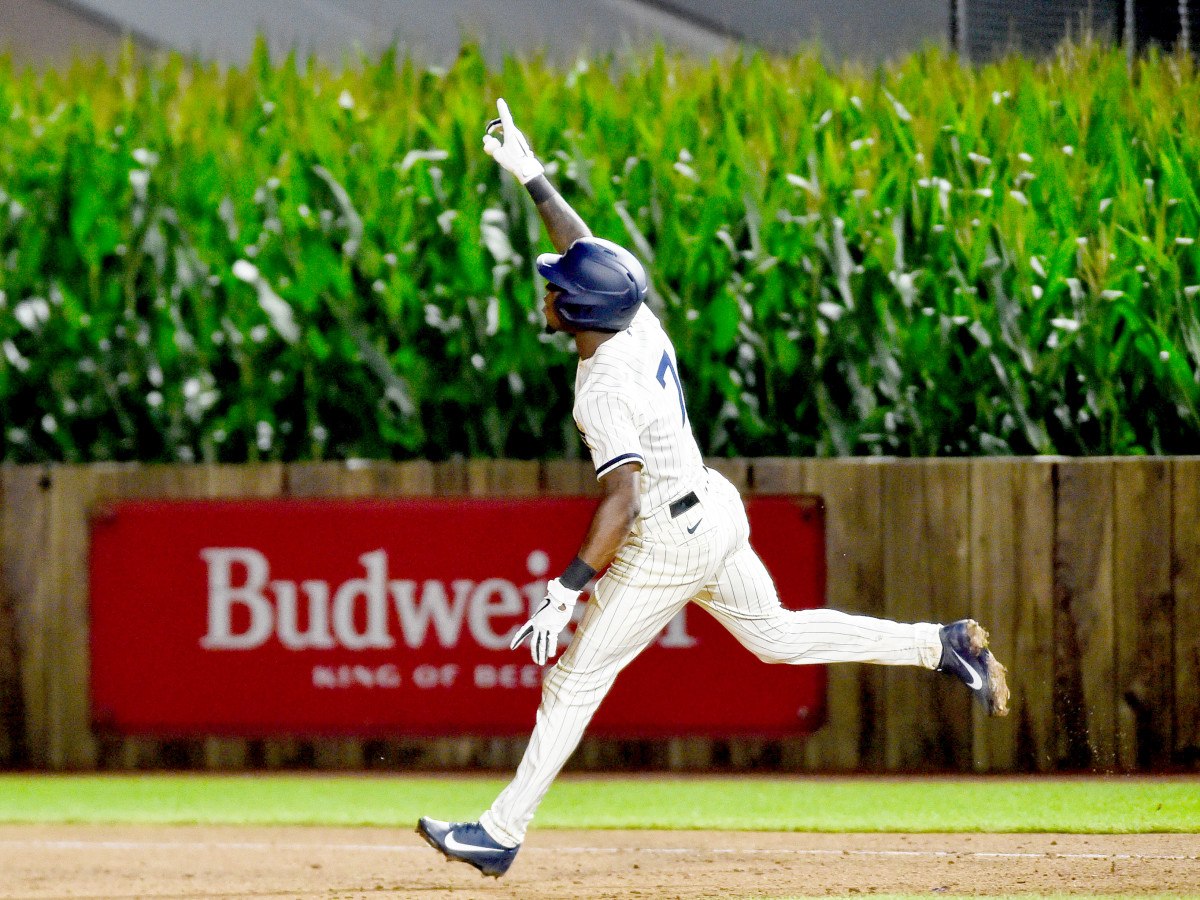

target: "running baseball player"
[417,99,1010,878]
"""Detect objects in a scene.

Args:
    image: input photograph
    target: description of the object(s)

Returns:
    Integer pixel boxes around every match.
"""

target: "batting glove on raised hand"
[482,98,545,184]
[510,577,579,666]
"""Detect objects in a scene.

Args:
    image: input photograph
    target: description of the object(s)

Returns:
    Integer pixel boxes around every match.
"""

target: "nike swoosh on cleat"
[951,648,984,691]
[443,831,493,854]
[687,520,701,534]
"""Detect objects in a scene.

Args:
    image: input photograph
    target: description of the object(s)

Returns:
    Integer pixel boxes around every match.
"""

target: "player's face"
[542,285,568,334]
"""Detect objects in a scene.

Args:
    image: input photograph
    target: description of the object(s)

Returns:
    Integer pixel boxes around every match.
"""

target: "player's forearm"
[524,175,591,253]
[575,489,640,572]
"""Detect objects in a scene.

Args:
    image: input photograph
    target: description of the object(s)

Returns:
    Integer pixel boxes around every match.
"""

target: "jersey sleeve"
[574,389,645,480]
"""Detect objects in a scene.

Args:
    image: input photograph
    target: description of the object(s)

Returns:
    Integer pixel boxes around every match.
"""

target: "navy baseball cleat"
[937,619,1010,716]
[416,817,519,877]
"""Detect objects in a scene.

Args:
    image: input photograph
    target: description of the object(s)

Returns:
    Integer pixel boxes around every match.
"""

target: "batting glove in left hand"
[482,98,545,184]
[510,577,579,665]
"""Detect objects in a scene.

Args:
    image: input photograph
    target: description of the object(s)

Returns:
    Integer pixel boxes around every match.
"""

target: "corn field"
[0,40,1197,462]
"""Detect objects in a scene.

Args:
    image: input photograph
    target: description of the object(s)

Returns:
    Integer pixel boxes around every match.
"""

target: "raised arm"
[527,184,591,253]
[482,98,591,253]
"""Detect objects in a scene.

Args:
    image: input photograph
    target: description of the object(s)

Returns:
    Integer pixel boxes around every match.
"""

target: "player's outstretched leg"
[937,619,1010,716]
[416,817,519,877]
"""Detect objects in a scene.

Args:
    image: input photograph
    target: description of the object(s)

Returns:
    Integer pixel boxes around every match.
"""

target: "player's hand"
[510,578,579,665]
[482,98,545,184]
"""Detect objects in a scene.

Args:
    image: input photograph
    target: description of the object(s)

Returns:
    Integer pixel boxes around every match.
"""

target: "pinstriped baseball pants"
[480,469,943,847]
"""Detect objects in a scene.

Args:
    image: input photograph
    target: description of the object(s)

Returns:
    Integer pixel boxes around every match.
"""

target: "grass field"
[1,772,1197,833]
[1,774,1196,899]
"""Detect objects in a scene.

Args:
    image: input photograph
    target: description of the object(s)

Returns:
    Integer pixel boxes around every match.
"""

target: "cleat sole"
[965,620,1009,717]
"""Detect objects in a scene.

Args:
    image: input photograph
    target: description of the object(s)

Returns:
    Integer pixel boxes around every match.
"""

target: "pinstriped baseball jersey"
[477,296,953,848]
[574,305,705,511]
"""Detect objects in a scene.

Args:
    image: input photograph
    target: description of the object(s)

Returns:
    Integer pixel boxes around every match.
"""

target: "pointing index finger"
[497,97,516,135]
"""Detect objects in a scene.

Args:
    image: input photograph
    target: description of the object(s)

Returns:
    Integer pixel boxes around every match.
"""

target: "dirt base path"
[1,824,1197,898]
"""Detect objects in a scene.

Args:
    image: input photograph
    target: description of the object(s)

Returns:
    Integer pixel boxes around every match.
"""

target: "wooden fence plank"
[205,463,285,498]
[749,457,803,495]
[968,459,1056,771]
[881,460,939,770]
[1054,459,1116,770]
[0,466,51,767]
[542,460,601,497]
[1012,459,1056,772]
[433,459,468,497]
[801,459,886,771]
[1172,459,1200,767]
[1113,459,1173,771]
[373,460,435,497]
[284,460,378,497]
[45,464,129,769]
[114,463,210,499]
[467,459,540,497]
[922,459,973,771]
[44,466,96,769]
[969,459,1016,771]
[0,467,14,766]
[287,460,373,499]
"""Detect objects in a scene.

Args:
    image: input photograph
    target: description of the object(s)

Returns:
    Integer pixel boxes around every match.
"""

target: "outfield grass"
[0,774,1196,832]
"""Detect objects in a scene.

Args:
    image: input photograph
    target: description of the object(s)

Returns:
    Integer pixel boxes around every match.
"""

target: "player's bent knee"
[733,640,793,665]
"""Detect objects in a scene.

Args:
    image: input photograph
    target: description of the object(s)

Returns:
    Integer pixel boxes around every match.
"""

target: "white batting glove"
[482,98,545,184]
[510,578,579,666]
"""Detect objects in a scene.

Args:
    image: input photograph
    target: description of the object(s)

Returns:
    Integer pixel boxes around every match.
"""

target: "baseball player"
[417,99,1009,878]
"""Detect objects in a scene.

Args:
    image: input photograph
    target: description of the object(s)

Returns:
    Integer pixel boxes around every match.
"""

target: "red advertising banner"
[89,495,826,737]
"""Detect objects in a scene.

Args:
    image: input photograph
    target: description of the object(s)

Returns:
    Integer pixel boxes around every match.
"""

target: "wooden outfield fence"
[0,457,1198,773]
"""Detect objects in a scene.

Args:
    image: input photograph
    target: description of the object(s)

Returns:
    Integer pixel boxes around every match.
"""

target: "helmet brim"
[536,252,576,291]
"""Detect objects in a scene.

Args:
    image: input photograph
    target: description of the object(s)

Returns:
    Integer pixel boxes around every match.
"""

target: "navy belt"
[669,491,699,518]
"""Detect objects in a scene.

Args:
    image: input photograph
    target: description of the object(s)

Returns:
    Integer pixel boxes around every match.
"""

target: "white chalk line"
[0,840,1196,863]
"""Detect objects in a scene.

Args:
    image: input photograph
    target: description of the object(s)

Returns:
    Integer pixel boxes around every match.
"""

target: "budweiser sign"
[90,497,826,736]
[197,547,701,655]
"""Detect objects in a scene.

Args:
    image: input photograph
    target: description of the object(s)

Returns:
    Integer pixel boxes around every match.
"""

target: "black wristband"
[558,556,597,591]
[525,174,556,204]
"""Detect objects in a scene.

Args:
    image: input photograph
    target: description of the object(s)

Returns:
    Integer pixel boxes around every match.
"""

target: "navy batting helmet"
[536,237,648,332]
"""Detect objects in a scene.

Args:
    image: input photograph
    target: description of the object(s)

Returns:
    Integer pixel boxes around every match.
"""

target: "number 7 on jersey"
[656,351,687,425]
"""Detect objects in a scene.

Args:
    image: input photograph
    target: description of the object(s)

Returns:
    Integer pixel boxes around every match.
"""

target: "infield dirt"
[0,824,1196,898]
